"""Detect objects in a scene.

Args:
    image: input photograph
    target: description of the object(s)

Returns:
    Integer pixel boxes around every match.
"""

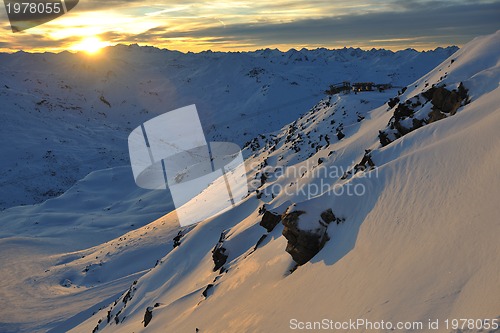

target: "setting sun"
[71,36,108,55]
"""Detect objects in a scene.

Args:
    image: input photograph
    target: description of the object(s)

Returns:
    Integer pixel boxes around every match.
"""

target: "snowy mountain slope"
[0,166,172,243]
[0,165,181,332]
[0,45,462,332]
[70,32,500,333]
[0,46,457,209]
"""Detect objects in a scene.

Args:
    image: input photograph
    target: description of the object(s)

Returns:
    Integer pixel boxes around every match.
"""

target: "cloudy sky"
[0,0,499,53]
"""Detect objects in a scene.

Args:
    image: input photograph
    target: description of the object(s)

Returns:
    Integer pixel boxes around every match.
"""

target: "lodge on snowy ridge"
[325,81,393,95]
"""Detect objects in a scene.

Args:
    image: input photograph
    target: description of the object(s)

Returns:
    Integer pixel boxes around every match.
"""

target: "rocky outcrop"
[387,96,400,108]
[202,284,214,298]
[427,83,469,120]
[259,211,281,232]
[282,210,341,265]
[212,231,228,271]
[378,130,391,146]
[354,150,375,173]
[254,234,267,250]
[144,307,153,327]
[320,209,336,224]
[379,83,470,146]
[173,230,183,248]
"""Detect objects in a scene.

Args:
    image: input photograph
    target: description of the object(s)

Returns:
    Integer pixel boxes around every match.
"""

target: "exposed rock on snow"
[320,209,336,224]
[202,284,214,298]
[380,82,470,146]
[143,307,153,327]
[427,83,470,117]
[282,210,334,265]
[172,231,183,248]
[259,211,281,232]
[212,232,228,271]
[254,234,268,250]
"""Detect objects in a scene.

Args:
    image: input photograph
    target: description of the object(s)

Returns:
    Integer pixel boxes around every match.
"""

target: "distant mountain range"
[0,44,457,209]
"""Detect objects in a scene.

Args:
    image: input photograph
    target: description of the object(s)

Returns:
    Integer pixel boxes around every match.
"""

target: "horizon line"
[0,43,460,56]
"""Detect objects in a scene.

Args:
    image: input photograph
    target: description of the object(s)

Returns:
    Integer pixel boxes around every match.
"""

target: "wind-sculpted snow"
[60,32,500,333]
[2,33,500,333]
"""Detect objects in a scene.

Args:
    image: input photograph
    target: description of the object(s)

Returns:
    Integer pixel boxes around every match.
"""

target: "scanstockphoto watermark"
[289,318,499,331]
[290,318,425,331]
[247,160,379,200]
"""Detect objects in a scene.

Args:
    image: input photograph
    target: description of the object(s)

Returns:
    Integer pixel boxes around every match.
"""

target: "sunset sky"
[0,0,499,53]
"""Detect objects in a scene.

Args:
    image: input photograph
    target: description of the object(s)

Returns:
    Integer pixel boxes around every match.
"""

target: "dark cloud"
[2,33,82,50]
[124,1,500,48]
[1,0,499,51]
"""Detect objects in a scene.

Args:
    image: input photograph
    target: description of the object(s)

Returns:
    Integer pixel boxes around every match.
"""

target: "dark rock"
[457,82,469,100]
[393,120,410,136]
[354,150,375,173]
[388,97,400,108]
[383,83,469,145]
[394,103,413,122]
[259,171,268,187]
[427,108,446,123]
[173,230,183,248]
[202,284,214,297]
[412,118,425,130]
[378,130,391,147]
[431,87,457,113]
[144,307,153,327]
[212,246,227,271]
[282,211,330,265]
[320,209,336,224]
[429,84,469,115]
[122,290,131,305]
[260,211,281,232]
[212,232,228,271]
[387,102,416,137]
[99,95,111,108]
[254,234,267,250]
[422,86,436,101]
[457,82,471,107]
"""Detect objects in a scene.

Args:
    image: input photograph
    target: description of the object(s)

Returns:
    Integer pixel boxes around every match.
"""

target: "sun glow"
[72,36,109,55]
